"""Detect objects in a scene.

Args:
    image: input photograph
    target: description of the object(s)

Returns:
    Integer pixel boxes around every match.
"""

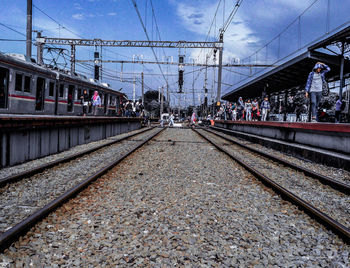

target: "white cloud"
[72,13,84,20]
[33,18,81,38]
[74,3,83,10]
[108,12,117,16]
[174,1,259,62]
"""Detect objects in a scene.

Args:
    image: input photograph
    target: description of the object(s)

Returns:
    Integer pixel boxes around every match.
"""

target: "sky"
[1,0,349,107]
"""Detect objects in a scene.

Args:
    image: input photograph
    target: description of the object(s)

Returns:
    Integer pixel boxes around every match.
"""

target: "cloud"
[74,3,83,10]
[72,13,84,20]
[108,12,117,16]
[33,18,81,38]
[188,13,203,19]
[174,1,259,62]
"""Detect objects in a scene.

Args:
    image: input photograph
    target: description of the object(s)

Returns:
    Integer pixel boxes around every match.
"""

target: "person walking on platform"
[169,113,174,127]
[245,99,253,121]
[261,96,271,121]
[191,112,196,125]
[91,91,101,116]
[305,62,330,122]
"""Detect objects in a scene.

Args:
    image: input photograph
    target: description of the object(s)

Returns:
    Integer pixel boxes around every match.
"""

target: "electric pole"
[141,72,144,104]
[26,0,32,59]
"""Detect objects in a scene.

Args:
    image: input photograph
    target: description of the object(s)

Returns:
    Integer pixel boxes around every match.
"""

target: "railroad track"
[0,127,164,251]
[193,127,350,243]
[0,127,155,187]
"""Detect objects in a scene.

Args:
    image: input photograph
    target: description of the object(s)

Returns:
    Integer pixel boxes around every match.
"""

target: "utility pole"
[26,0,32,59]
[141,72,144,104]
[160,86,164,116]
[204,55,209,116]
[132,76,136,102]
[192,58,195,108]
[216,32,224,103]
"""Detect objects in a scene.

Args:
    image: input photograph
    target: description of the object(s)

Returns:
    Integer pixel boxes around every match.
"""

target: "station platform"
[0,115,142,168]
[212,120,350,171]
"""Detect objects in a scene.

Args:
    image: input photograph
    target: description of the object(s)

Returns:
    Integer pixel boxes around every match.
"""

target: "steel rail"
[193,128,350,243]
[205,126,350,195]
[0,127,164,252]
[0,127,155,187]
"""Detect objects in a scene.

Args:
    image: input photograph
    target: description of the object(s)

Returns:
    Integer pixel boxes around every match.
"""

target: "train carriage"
[0,52,124,116]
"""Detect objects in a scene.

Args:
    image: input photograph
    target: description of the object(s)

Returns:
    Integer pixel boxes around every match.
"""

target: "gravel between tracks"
[0,127,150,180]
[1,128,349,267]
[198,129,350,230]
[210,127,350,185]
[0,127,158,234]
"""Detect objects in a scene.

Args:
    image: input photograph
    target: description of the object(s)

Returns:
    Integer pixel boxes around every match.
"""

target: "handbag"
[322,80,329,96]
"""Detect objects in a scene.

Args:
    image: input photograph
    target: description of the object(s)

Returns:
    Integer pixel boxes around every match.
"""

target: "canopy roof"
[223,25,350,102]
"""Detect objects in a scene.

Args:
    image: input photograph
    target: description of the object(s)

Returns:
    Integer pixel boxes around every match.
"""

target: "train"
[0,52,126,116]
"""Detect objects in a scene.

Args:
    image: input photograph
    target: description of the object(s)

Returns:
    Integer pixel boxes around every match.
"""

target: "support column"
[70,45,76,74]
[36,31,44,65]
[26,0,32,59]
[339,41,345,101]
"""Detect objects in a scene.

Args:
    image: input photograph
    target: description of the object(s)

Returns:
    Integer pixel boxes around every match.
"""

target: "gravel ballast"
[0,127,158,234]
[0,128,349,267]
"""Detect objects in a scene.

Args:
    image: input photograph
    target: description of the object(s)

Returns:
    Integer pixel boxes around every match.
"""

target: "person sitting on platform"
[305,62,330,122]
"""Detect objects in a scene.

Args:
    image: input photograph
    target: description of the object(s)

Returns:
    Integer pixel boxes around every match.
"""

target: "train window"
[15,73,23,91]
[59,84,64,97]
[24,76,31,92]
[49,82,55,97]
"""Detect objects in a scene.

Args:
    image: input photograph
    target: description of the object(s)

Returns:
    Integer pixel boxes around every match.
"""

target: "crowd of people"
[214,96,271,121]
[120,100,145,117]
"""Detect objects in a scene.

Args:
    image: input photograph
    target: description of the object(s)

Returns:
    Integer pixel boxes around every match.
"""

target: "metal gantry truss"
[75,59,275,68]
[38,37,223,49]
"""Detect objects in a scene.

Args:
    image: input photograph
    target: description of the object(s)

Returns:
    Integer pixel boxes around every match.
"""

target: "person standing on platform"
[305,62,330,122]
[252,98,259,121]
[261,96,271,121]
[237,97,244,120]
[81,89,89,116]
[232,102,237,121]
[91,91,101,116]
[335,95,342,123]
[245,99,253,121]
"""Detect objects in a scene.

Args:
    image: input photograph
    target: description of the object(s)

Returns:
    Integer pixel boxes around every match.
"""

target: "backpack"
[340,101,346,111]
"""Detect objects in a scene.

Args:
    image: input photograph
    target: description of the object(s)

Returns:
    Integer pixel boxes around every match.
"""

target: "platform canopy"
[222,25,350,102]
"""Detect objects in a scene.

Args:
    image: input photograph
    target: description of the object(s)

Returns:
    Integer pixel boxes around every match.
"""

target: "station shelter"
[222,25,350,122]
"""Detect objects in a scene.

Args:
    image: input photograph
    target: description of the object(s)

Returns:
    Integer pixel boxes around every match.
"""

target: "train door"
[35,77,45,111]
[54,83,59,115]
[0,67,9,109]
[67,85,74,112]
[104,93,108,114]
[88,90,93,113]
